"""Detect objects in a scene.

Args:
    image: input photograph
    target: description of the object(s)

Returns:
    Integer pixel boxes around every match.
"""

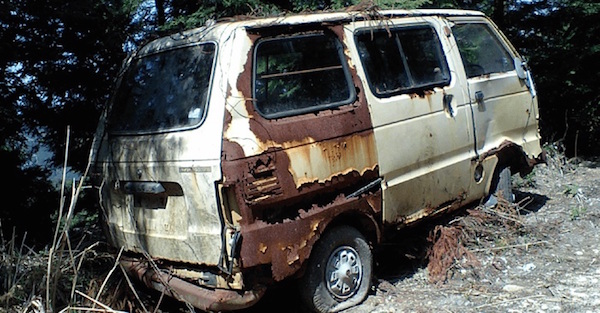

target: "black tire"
[495,167,514,203]
[300,225,372,313]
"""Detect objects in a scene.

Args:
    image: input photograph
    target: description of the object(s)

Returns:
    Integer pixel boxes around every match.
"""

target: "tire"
[301,225,372,313]
[495,167,514,203]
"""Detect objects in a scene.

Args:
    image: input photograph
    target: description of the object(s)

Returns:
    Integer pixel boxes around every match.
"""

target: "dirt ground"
[343,160,600,312]
[243,155,600,313]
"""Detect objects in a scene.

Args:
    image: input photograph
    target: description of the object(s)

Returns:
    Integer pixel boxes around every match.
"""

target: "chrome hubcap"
[325,246,362,299]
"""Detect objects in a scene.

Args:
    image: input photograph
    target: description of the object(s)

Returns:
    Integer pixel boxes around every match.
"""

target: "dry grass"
[0,126,144,313]
[426,197,532,284]
[0,219,139,313]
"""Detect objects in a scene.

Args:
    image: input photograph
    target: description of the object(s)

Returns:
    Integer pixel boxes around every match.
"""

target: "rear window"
[253,32,355,119]
[108,43,216,134]
[355,26,450,97]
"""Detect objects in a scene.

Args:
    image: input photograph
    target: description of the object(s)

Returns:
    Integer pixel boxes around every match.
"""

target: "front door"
[450,18,540,162]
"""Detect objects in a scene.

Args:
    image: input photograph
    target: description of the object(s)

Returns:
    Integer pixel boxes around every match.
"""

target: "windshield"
[108,43,216,134]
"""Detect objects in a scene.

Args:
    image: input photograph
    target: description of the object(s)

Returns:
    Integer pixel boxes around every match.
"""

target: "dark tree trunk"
[156,0,165,26]
[492,0,505,29]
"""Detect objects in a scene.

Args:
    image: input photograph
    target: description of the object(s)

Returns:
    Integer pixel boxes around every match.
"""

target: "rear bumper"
[121,258,266,311]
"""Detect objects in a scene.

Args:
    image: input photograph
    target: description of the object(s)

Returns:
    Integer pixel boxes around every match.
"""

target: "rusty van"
[91,8,545,313]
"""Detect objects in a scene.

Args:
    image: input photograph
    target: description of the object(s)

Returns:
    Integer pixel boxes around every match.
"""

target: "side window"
[452,23,515,78]
[355,26,450,97]
[253,32,355,119]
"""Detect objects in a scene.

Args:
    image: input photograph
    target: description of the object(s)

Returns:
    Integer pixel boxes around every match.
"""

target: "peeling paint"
[239,193,380,281]
[218,22,382,282]
[286,133,378,188]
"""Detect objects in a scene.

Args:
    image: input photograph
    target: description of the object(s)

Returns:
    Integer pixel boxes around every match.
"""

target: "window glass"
[109,43,216,133]
[452,23,515,78]
[355,26,450,97]
[254,33,354,118]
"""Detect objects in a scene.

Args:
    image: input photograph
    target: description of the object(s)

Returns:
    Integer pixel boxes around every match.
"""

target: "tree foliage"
[505,0,600,156]
[0,0,132,244]
[0,0,599,245]
[148,0,432,32]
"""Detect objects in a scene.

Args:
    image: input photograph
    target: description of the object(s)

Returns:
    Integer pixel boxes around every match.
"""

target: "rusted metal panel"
[223,25,374,159]
[286,134,378,188]
[121,258,266,311]
[477,140,546,175]
[220,24,381,281]
[239,193,381,281]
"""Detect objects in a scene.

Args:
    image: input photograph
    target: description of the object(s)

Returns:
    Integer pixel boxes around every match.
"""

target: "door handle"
[443,93,455,117]
[475,91,484,105]
[475,91,486,111]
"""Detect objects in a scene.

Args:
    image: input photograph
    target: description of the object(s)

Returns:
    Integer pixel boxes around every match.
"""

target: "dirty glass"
[355,26,450,97]
[452,23,515,78]
[254,33,354,118]
[108,43,216,133]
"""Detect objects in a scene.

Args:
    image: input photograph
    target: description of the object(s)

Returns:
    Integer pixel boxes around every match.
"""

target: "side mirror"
[514,57,537,98]
[514,57,527,80]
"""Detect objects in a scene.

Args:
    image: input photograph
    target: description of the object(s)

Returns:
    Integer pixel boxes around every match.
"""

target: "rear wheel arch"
[326,211,381,246]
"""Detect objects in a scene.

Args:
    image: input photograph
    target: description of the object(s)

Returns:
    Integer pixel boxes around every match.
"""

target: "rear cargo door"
[97,42,226,266]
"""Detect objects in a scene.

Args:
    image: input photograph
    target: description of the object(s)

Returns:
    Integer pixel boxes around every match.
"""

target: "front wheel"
[300,225,372,313]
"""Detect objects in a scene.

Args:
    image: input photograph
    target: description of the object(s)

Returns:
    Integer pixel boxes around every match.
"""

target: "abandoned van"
[91,9,545,313]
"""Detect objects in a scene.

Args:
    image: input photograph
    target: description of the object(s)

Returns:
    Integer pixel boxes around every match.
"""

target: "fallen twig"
[69,241,101,303]
[469,240,548,253]
[73,290,116,312]
[92,246,125,308]
[119,264,150,313]
[473,294,546,309]
[481,206,524,226]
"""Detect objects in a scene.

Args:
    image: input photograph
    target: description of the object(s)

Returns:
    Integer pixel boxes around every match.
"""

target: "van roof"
[232,9,484,29]
[136,9,485,55]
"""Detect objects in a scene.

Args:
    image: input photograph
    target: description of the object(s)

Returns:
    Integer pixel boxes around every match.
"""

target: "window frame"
[354,24,451,99]
[108,42,218,135]
[252,31,357,120]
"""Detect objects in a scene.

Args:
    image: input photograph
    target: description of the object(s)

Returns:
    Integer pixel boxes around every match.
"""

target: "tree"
[0,0,133,245]
[503,0,600,156]
[151,0,432,32]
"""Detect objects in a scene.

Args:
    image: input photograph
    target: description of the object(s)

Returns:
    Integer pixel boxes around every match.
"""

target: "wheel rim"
[325,246,362,300]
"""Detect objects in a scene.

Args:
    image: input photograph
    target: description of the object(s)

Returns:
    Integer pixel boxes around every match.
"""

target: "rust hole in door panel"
[220,23,381,282]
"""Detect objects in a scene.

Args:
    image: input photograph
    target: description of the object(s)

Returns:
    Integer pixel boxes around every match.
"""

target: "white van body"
[92,9,544,312]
